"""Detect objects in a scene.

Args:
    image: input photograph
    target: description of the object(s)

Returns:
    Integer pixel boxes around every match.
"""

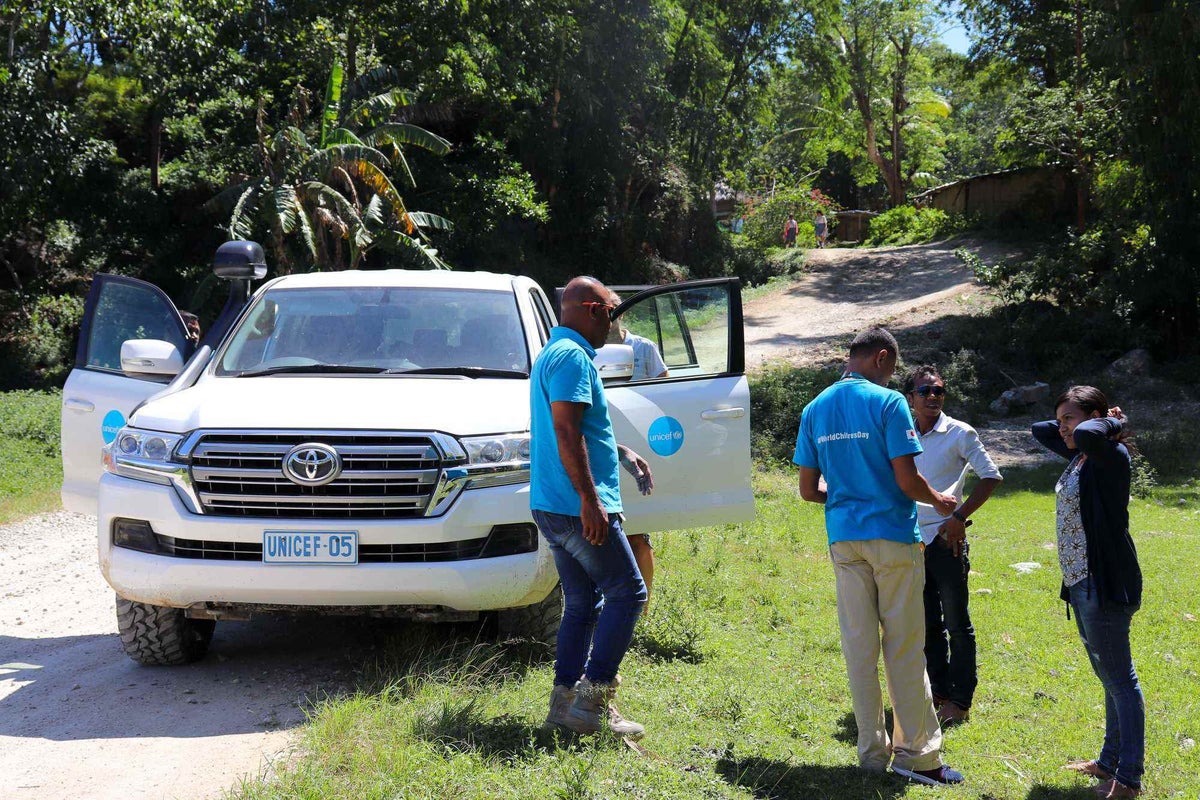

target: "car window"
[216,287,529,375]
[612,285,732,381]
[84,279,189,371]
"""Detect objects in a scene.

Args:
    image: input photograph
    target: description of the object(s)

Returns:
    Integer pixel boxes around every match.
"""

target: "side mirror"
[594,344,634,383]
[212,240,267,280]
[121,339,184,379]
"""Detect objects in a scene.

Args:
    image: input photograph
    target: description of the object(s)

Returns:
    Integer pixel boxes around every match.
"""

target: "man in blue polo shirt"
[531,276,654,739]
[794,327,966,787]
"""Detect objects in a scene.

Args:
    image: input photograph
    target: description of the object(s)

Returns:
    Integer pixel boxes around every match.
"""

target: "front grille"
[189,433,443,519]
[155,534,494,562]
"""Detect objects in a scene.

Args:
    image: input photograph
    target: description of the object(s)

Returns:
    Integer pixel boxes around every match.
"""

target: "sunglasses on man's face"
[580,301,618,320]
[915,385,946,398]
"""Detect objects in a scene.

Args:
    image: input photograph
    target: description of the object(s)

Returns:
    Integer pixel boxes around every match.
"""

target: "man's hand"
[581,498,609,545]
[1108,406,1126,425]
[931,490,958,517]
[619,446,654,495]
[938,514,967,557]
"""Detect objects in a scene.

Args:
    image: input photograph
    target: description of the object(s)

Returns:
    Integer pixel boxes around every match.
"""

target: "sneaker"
[893,764,965,786]
[936,701,970,727]
[1093,779,1141,798]
[1065,760,1113,780]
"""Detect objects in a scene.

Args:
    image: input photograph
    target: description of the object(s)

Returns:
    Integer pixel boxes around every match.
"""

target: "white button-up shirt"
[914,412,1003,545]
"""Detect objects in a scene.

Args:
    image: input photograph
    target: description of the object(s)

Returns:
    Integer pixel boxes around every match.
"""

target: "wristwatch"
[951,510,968,523]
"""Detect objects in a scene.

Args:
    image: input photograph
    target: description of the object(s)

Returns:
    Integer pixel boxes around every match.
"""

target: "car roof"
[265,269,518,292]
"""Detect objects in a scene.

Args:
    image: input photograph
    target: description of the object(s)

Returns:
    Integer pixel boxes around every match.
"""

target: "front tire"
[497,584,563,645]
[115,595,215,665]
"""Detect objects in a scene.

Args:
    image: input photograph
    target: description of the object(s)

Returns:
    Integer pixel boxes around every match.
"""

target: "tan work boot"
[563,676,645,739]
[542,683,576,731]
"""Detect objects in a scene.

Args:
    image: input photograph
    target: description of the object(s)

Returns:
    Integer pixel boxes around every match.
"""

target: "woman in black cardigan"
[1033,386,1144,798]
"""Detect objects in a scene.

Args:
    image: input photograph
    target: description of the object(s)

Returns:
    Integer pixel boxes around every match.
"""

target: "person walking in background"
[904,366,1003,728]
[794,328,965,787]
[1033,387,1144,798]
[814,210,829,248]
[531,276,655,739]
[783,213,798,248]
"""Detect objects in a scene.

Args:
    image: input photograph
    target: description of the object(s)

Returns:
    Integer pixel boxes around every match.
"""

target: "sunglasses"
[580,301,618,319]
[915,385,946,397]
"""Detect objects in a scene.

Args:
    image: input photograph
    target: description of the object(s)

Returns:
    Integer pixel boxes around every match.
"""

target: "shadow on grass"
[410,695,625,763]
[1025,785,1102,800]
[358,619,555,696]
[716,755,904,800]
[832,710,893,746]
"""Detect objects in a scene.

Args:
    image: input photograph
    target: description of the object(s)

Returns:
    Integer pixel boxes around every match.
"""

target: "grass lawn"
[0,389,63,523]
[228,465,1200,800]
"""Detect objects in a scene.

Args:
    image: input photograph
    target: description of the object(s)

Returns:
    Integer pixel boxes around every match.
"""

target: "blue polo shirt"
[530,327,623,515]
[793,373,923,544]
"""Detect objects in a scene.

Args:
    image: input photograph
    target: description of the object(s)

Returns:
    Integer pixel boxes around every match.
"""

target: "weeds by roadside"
[0,389,62,522]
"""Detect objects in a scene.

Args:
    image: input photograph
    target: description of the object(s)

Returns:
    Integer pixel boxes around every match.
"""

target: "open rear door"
[603,278,753,533]
[61,274,190,514]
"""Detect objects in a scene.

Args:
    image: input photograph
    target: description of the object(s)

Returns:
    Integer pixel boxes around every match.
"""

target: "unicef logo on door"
[647,416,684,457]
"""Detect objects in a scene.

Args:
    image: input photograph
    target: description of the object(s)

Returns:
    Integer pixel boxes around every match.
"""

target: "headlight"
[460,434,531,465]
[104,427,187,485]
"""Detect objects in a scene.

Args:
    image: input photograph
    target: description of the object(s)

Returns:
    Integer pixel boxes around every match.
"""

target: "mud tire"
[497,584,563,645]
[116,595,215,665]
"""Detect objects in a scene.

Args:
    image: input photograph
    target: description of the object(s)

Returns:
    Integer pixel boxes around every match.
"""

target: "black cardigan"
[1032,417,1142,610]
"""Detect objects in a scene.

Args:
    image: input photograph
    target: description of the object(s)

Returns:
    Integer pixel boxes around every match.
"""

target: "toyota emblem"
[282,443,342,486]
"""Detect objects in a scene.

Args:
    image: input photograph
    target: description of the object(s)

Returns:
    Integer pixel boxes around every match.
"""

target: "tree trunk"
[149,107,163,192]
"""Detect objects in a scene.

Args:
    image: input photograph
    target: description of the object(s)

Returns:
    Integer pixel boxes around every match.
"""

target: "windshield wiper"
[235,364,387,377]
[382,366,528,378]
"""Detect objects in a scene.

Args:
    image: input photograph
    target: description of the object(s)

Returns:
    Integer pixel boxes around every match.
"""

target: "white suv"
[60,242,753,664]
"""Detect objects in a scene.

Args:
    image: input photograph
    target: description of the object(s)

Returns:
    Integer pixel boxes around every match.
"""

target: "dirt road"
[743,238,1007,368]
[0,510,378,800]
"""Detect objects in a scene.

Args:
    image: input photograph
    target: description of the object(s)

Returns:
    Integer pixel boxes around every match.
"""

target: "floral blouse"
[1055,455,1088,587]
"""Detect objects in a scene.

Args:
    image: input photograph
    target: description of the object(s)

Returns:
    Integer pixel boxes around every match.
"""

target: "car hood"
[131,375,532,435]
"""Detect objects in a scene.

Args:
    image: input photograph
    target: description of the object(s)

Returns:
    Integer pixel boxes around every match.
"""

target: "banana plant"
[207,62,453,271]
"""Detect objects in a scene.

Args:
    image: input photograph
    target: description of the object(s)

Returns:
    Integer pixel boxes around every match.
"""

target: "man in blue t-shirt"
[530,276,654,739]
[794,328,965,787]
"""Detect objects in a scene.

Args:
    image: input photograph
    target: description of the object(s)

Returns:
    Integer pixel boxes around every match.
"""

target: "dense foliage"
[1,0,1198,387]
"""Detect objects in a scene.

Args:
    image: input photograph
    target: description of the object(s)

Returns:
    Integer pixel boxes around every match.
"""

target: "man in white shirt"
[904,365,1003,727]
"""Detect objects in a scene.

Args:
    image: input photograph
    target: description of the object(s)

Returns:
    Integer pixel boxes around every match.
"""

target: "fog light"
[479,523,539,558]
[113,518,161,554]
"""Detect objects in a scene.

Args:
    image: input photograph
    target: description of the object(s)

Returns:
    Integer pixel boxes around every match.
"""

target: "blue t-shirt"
[530,327,623,515]
[793,373,923,544]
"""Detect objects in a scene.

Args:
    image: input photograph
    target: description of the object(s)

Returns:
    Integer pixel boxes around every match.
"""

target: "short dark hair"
[902,365,943,395]
[848,327,899,358]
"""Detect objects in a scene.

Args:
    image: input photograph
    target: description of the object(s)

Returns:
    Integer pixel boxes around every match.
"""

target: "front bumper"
[97,473,558,611]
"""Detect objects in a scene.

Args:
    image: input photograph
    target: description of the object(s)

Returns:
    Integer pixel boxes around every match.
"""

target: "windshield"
[215,286,529,376]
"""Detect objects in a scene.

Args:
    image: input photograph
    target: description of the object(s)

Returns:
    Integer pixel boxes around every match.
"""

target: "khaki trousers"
[830,538,943,772]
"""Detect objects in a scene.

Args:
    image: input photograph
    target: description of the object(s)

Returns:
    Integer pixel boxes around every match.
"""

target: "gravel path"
[0,511,378,800]
[742,238,1056,470]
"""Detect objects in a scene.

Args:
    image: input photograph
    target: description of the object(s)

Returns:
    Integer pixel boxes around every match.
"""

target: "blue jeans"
[532,510,646,686]
[1069,577,1144,789]
[923,537,977,708]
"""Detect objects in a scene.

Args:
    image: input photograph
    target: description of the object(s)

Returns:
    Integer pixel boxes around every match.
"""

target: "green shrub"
[0,293,85,389]
[725,240,807,287]
[749,364,841,464]
[864,206,952,246]
[0,389,62,456]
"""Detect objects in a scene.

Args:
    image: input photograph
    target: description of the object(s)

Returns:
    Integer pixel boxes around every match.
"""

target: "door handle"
[65,398,95,413]
[701,407,745,420]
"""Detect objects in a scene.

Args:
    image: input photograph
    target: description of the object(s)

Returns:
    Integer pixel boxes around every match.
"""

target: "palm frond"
[301,181,367,238]
[229,182,264,240]
[347,160,414,234]
[408,211,454,231]
[363,123,451,156]
[204,178,257,215]
[363,194,387,228]
[300,144,391,181]
[293,193,318,265]
[271,185,300,234]
[320,62,344,149]
[324,127,365,146]
[373,230,450,269]
[342,66,410,108]
[348,90,414,129]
